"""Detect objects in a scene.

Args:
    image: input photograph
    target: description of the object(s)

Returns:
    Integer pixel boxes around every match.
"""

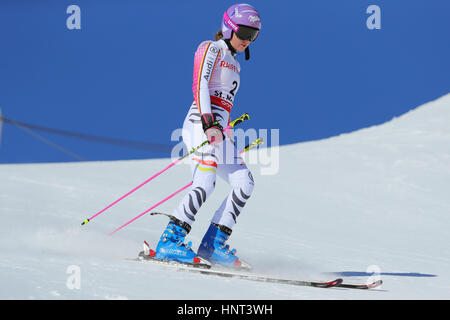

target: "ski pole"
[108,137,263,235]
[240,137,264,154]
[108,181,193,236]
[81,113,250,226]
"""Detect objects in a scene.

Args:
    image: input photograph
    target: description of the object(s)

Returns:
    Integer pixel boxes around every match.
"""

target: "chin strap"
[245,46,250,60]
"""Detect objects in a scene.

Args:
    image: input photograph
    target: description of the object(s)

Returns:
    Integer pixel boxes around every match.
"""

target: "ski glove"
[201,113,224,145]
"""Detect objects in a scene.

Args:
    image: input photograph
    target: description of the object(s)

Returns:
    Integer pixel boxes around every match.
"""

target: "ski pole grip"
[229,113,250,128]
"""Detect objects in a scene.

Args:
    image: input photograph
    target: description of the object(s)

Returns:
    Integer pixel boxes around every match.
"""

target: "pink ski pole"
[108,137,263,235]
[81,113,250,226]
[81,160,182,226]
[108,182,193,236]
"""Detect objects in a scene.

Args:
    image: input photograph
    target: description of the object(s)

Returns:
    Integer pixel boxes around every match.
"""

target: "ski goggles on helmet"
[223,11,260,42]
[235,25,260,42]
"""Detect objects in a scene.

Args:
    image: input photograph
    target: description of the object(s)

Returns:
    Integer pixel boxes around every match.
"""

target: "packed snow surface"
[1,94,450,299]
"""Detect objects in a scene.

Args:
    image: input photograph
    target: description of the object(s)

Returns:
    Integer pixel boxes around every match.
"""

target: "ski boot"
[153,217,203,265]
[197,223,251,270]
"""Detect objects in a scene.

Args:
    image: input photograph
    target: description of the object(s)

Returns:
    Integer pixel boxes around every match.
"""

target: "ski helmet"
[221,3,261,42]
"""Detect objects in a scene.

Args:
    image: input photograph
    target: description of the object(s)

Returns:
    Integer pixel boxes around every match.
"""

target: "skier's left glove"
[201,113,224,145]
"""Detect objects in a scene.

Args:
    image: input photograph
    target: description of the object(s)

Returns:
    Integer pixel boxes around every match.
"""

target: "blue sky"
[1,0,449,163]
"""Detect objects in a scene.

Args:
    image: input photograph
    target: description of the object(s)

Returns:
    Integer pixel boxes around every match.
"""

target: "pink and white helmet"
[221,3,261,42]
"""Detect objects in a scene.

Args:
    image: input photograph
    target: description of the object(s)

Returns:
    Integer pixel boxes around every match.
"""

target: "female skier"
[153,3,262,268]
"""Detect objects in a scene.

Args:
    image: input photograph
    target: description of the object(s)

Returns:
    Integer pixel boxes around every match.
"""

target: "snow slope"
[1,93,450,299]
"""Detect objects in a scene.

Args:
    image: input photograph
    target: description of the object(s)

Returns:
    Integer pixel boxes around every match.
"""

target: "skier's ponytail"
[215,30,223,41]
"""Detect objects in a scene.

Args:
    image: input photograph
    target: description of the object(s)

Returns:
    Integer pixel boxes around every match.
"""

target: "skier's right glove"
[201,113,224,145]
